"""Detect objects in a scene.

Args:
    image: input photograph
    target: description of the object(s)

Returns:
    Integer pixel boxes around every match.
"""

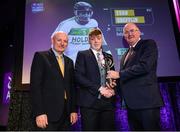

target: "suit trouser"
[80,99,116,131]
[127,107,160,131]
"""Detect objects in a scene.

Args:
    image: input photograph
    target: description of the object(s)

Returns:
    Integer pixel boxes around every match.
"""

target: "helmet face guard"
[74,2,93,25]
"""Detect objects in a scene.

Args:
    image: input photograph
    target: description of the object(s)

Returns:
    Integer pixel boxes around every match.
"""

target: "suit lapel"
[89,49,100,72]
[89,49,99,66]
[63,55,69,79]
[48,49,64,78]
[121,51,128,69]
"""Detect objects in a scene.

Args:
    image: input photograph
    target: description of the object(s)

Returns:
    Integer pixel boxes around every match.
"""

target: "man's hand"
[36,114,48,129]
[106,79,116,89]
[70,112,78,125]
[99,86,115,98]
[107,70,120,79]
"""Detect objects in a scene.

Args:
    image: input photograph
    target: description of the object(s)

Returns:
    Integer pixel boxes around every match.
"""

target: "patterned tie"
[97,52,101,64]
[57,55,67,99]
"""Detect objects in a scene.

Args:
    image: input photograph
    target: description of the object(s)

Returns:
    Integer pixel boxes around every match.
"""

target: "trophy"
[98,53,114,99]
[104,54,114,85]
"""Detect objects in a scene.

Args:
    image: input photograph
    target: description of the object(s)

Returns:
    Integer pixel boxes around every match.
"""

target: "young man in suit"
[30,31,78,130]
[75,29,116,131]
[107,23,164,131]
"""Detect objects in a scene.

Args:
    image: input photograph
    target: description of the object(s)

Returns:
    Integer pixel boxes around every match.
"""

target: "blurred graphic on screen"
[22,0,180,84]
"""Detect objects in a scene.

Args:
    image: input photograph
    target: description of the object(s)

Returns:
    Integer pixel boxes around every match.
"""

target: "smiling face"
[51,32,68,54]
[88,29,103,51]
[89,34,102,51]
[123,23,141,46]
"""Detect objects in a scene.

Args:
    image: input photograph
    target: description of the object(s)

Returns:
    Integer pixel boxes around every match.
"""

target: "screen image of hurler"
[21,0,180,84]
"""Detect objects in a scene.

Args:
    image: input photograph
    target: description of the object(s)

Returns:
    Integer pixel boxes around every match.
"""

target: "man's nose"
[60,42,64,46]
[94,38,99,42]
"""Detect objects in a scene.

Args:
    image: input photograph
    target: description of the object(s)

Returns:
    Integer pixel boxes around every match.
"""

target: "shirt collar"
[91,48,103,55]
[52,48,63,58]
[91,48,104,62]
[130,38,141,48]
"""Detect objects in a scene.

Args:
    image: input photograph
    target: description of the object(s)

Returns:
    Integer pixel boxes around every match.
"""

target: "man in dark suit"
[75,29,116,131]
[107,23,164,130]
[30,31,78,130]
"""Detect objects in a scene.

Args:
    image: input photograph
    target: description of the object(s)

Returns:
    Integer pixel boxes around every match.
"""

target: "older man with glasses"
[107,22,164,131]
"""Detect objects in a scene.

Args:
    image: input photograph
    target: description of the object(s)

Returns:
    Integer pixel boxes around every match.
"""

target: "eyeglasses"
[124,29,139,35]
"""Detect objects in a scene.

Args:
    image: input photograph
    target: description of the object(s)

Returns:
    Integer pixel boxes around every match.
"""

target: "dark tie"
[124,47,133,65]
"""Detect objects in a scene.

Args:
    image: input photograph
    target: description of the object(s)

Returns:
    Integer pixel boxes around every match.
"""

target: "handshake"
[99,70,120,98]
[99,79,116,98]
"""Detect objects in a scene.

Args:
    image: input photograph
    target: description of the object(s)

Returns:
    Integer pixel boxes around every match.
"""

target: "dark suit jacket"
[120,39,163,109]
[75,49,115,108]
[30,49,76,122]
